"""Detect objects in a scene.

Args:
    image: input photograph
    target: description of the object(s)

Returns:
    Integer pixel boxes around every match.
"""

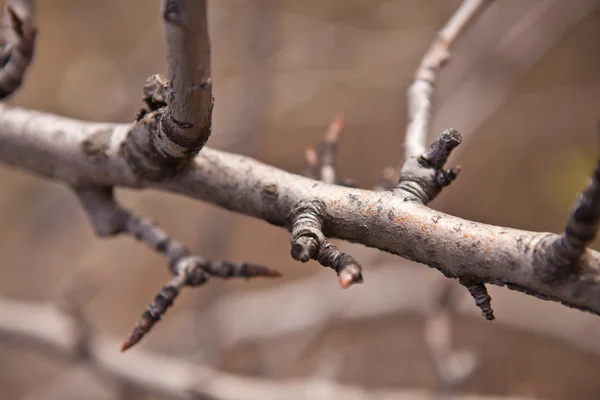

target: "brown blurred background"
[1,0,600,399]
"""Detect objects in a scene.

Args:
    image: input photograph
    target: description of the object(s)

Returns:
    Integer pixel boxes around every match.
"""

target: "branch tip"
[420,128,462,170]
[338,263,363,289]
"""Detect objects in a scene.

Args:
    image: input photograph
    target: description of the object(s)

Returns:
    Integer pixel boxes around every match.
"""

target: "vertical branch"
[159,0,213,158]
[403,0,493,160]
[122,0,214,179]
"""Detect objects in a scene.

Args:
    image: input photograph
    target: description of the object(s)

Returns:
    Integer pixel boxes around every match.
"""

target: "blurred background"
[1,0,600,399]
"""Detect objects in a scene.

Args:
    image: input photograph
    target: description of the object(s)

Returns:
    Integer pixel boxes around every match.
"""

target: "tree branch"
[397,0,494,320]
[1,0,600,351]
[403,0,492,159]
[74,185,280,351]
[122,0,213,179]
[1,104,600,317]
[0,295,534,400]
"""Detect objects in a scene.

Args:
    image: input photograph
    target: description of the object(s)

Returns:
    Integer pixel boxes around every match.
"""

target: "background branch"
[0,294,533,400]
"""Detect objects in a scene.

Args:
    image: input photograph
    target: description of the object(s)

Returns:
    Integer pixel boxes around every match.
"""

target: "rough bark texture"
[1,104,600,316]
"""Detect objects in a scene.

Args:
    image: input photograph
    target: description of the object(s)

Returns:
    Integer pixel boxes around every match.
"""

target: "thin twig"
[303,114,353,186]
[544,158,600,280]
[403,0,493,159]
[74,186,280,351]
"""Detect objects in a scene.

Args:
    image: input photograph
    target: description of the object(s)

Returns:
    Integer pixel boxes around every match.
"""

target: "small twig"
[397,128,462,204]
[290,201,363,288]
[459,277,494,321]
[0,1,36,99]
[397,0,492,201]
[303,114,354,186]
[404,0,493,160]
[74,186,280,351]
[542,158,600,280]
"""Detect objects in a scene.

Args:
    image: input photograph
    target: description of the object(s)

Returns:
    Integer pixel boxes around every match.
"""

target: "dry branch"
[74,185,279,351]
[0,0,599,351]
[403,0,492,160]
[2,104,600,316]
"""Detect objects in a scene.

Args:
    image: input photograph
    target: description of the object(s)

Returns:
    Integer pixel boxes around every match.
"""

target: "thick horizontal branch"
[0,295,535,400]
[1,105,600,315]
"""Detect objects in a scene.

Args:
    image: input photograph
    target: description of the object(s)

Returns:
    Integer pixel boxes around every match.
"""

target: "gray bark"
[1,104,599,315]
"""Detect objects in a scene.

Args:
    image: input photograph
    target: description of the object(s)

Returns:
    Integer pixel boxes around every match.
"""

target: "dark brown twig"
[459,277,494,321]
[290,201,363,288]
[74,186,280,351]
[397,128,462,204]
[543,158,600,280]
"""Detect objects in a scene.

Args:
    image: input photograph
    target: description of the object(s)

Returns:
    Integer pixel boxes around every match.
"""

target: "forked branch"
[74,186,279,351]
[0,0,600,352]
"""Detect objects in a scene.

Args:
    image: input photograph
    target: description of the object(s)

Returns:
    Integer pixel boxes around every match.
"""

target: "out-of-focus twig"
[0,295,534,400]
[425,282,478,395]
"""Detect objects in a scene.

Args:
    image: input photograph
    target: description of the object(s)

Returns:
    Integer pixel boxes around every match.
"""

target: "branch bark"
[122,0,214,180]
[403,0,492,160]
[1,104,600,316]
